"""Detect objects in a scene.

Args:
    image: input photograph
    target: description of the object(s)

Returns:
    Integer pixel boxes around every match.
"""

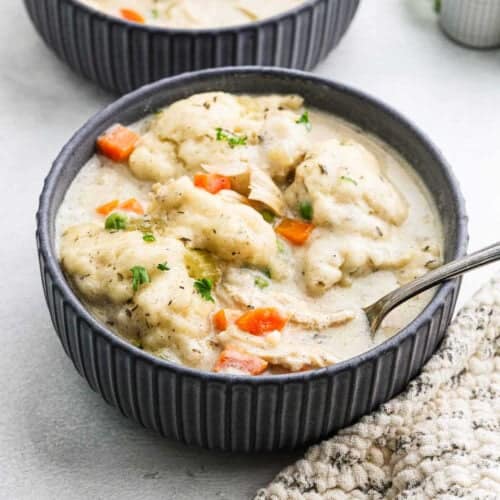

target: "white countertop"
[1,0,499,498]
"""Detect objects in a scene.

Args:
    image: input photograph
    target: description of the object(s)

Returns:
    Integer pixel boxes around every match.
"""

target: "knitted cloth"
[256,275,500,499]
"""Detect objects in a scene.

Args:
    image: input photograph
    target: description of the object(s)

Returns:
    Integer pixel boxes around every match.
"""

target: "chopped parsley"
[254,276,269,289]
[340,175,358,186]
[157,262,170,271]
[299,201,313,221]
[130,266,150,292]
[296,111,312,132]
[276,238,286,254]
[142,232,156,242]
[261,210,276,224]
[194,278,215,302]
[151,8,159,18]
[215,128,247,148]
[105,213,128,231]
[262,268,272,279]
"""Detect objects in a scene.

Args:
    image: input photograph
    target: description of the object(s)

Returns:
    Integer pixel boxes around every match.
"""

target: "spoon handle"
[365,241,500,333]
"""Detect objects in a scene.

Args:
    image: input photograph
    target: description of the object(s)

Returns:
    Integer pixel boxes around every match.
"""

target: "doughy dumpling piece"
[60,223,180,304]
[150,177,278,269]
[133,268,217,367]
[129,131,184,182]
[240,94,309,179]
[285,138,408,235]
[260,109,309,180]
[60,224,217,368]
[240,94,304,114]
[155,92,247,143]
[303,233,415,294]
[177,136,259,172]
[153,91,261,172]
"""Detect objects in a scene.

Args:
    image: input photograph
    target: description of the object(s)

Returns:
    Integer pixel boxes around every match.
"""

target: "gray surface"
[1,1,499,499]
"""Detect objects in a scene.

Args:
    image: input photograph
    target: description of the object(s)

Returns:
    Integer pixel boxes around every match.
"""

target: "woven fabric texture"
[256,275,500,499]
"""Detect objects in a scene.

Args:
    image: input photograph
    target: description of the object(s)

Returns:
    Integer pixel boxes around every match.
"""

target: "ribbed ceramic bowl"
[23,0,360,94]
[36,68,468,452]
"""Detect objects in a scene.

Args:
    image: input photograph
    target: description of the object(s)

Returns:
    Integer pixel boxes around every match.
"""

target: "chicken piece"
[149,177,278,270]
[285,138,409,236]
[217,326,338,371]
[60,224,217,368]
[220,268,354,329]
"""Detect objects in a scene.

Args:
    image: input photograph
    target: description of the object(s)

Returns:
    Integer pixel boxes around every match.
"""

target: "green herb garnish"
[151,8,159,18]
[262,268,272,279]
[194,278,215,302]
[254,276,269,289]
[296,111,312,132]
[105,213,128,231]
[340,175,358,186]
[157,262,170,271]
[276,238,286,254]
[261,210,276,224]
[143,232,156,242]
[215,128,247,148]
[434,0,441,13]
[299,201,313,221]
[130,266,150,292]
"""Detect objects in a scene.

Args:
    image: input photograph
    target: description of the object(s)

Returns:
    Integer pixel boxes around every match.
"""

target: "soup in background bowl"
[80,0,307,28]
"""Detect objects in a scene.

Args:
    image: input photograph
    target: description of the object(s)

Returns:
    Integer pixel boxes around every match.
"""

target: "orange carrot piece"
[194,173,232,194]
[96,124,139,162]
[275,218,314,245]
[119,198,144,215]
[120,8,145,24]
[213,309,228,332]
[235,308,287,336]
[96,199,119,216]
[214,347,268,375]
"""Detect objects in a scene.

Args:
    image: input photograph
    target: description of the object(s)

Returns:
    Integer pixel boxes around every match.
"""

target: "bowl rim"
[64,0,328,34]
[37,66,469,385]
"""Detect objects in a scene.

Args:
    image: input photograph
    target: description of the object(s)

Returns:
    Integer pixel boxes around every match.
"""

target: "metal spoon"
[364,241,500,336]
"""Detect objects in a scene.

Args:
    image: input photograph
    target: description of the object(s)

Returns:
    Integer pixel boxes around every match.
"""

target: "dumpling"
[285,138,409,237]
[60,224,217,368]
[149,176,278,270]
[303,232,414,294]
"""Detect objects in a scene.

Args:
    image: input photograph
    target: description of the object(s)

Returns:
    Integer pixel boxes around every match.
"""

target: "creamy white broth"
[56,93,442,374]
[80,0,305,28]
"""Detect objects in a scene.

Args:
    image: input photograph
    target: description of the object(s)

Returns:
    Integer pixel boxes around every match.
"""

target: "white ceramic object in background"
[440,0,500,48]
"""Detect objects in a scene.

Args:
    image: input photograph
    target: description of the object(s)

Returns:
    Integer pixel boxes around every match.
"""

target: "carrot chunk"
[213,309,228,332]
[119,198,144,215]
[194,173,232,194]
[96,124,139,162]
[214,347,268,375]
[96,199,119,216]
[275,218,314,245]
[120,8,145,24]
[235,308,287,336]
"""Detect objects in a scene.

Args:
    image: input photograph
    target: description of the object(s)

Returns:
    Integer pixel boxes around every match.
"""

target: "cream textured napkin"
[256,275,500,499]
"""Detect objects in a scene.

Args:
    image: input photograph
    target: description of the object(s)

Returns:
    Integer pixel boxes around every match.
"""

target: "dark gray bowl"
[36,67,468,452]
[23,0,360,94]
